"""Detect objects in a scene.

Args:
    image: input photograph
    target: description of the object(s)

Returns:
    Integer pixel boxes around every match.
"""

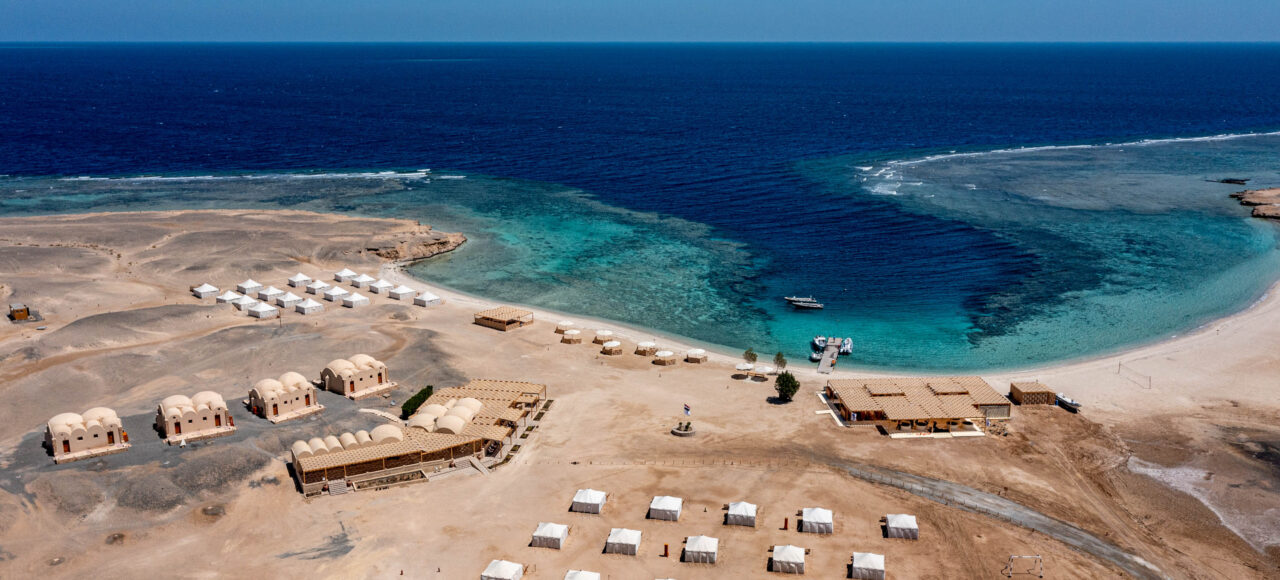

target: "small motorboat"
[839,338,852,355]
[785,296,818,304]
[812,336,827,349]
[1056,393,1082,412]
[790,301,824,310]
[809,351,823,362]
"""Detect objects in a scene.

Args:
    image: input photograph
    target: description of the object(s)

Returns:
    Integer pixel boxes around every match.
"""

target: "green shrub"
[400,385,434,419]
[775,372,800,402]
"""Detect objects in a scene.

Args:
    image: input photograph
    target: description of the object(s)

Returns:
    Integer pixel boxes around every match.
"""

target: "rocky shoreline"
[1231,187,1280,220]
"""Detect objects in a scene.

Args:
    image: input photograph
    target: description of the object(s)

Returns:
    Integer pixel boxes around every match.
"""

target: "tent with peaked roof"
[276,292,303,308]
[369,279,394,294]
[563,571,600,580]
[247,302,279,319]
[258,286,284,301]
[233,296,258,311]
[295,298,324,315]
[683,535,718,564]
[216,291,241,304]
[191,283,218,298]
[288,272,312,287]
[885,513,918,539]
[389,285,416,300]
[306,280,331,295]
[236,279,262,295]
[333,268,357,282]
[323,286,350,302]
[772,545,805,574]
[851,552,885,580]
[531,522,568,549]
[343,292,370,308]
[605,528,641,555]
[350,273,376,287]
[726,501,757,527]
[480,559,523,580]
[648,496,683,521]
[414,290,442,306]
[801,507,833,534]
[571,489,606,514]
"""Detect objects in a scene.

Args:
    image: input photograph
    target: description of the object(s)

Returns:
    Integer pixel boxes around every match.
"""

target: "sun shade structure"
[885,514,919,539]
[685,348,708,363]
[288,272,312,287]
[571,488,606,513]
[555,320,576,333]
[801,507,833,534]
[563,571,600,580]
[593,330,614,344]
[648,495,683,521]
[605,528,642,555]
[236,279,262,295]
[531,522,568,549]
[635,341,657,355]
[389,285,416,300]
[726,501,757,527]
[851,552,886,580]
[754,365,775,375]
[735,363,754,372]
[560,329,583,344]
[323,286,350,302]
[601,340,622,355]
[155,391,236,444]
[257,285,284,301]
[306,280,331,295]
[474,306,534,331]
[481,559,524,580]
[333,268,358,282]
[654,350,677,365]
[414,290,442,306]
[46,407,131,464]
[824,376,1012,425]
[248,302,280,319]
[771,544,806,574]
[1010,381,1055,405]
[276,291,303,308]
[343,292,370,308]
[683,535,719,564]
[216,291,241,304]
[191,283,218,298]
[350,273,377,287]
[295,298,324,315]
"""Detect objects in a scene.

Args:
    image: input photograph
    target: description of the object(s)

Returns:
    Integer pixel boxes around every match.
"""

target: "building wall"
[157,405,232,438]
[321,366,388,396]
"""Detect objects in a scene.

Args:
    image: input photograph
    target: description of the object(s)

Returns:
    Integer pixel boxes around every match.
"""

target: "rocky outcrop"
[364,226,466,262]
[1230,188,1280,220]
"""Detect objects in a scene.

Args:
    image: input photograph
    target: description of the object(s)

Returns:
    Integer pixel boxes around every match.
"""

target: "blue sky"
[3,0,1279,42]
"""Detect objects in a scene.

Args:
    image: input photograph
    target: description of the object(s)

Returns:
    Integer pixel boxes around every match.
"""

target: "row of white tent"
[481,560,607,580]
[329,268,442,305]
[191,269,443,317]
[484,547,885,579]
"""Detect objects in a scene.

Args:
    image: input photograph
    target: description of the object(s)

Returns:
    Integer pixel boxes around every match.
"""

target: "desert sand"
[0,210,1277,579]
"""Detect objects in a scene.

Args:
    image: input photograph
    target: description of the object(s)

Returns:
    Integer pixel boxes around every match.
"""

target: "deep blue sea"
[4,43,1280,371]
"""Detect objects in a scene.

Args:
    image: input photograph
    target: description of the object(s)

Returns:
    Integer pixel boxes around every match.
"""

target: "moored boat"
[840,337,852,354]
[812,336,827,349]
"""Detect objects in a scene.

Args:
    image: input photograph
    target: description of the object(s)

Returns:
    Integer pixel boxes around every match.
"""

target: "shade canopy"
[531,522,568,549]
[648,495,683,521]
[735,363,754,371]
[802,507,833,534]
[726,501,757,526]
[602,340,621,348]
[772,545,806,574]
[885,513,919,539]
[683,535,719,564]
[570,488,606,513]
[605,528,642,555]
[481,559,524,580]
[851,552,886,580]
[563,571,600,580]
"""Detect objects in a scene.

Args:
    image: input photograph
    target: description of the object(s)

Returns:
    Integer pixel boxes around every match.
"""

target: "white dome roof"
[338,432,359,449]
[308,437,329,454]
[456,397,484,413]
[434,414,467,434]
[291,440,313,458]
[327,359,354,373]
[191,391,226,410]
[349,354,380,369]
[445,405,476,422]
[279,371,309,390]
[355,430,372,446]
[254,378,284,395]
[82,407,119,425]
[161,394,193,410]
[418,404,449,419]
[48,412,85,436]
[370,424,403,443]
[406,414,437,431]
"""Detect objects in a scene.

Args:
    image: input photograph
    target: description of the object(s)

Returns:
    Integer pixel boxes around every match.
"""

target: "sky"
[2,0,1280,42]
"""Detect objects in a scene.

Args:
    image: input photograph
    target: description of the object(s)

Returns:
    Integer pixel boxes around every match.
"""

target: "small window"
[77,436,83,440]
[188,419,193,423]
[94,434,99,438]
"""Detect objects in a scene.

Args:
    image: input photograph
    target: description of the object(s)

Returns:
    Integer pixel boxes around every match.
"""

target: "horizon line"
[3,40,1280,45]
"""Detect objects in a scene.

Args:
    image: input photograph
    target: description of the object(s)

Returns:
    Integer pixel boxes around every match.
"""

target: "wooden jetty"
[817,340,841,374]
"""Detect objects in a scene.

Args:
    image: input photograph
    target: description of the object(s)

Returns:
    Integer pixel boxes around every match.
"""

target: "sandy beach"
[0,209,1277,578]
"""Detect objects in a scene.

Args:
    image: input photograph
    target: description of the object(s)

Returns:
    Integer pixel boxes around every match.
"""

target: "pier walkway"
[817,342,840,374]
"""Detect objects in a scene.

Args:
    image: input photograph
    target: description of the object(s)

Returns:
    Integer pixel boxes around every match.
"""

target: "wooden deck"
[817,342,840,374]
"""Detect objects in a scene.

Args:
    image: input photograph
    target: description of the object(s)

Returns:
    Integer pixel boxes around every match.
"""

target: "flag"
[683,403,691,416]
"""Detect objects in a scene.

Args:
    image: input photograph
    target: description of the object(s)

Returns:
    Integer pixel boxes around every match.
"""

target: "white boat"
[1056,393,1082,412]
[840,338,853,355]
[786,296,818,304]
[809,351,823,362]
[812,336,827,349]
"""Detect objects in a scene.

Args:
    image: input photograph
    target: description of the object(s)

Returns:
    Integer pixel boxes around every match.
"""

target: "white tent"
[323,286,349,302]
[605,528,641,555]
[735,362,754,372]
[570,489,606,514]
[563,571,600,580]
[258,286,284,301]
[247,302,280,319]
[216,291,241,304]
[683,535,719,564]
[885,514,918,540]
[389,285,416,300]
[236,279,262,295]
[414,290,442,306]
[685,348,708,362]
[648,496,683,521]
[232,296,258,311]
[343,292,370,308]
[306,280,331,295]
[350,273,376,287]
[531,522,568,549]
[369,279,394,294]
[726,501,757,527]
[333,268,357,282]
[851,552,885,580]
[801,507,833,534]
[191,283,218,298]
[480,559,523,580]
[295,298,324,315]
[755,365,775,375]
[276,291,303,308]
[288,272,312,287]
[772,545,805,574]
